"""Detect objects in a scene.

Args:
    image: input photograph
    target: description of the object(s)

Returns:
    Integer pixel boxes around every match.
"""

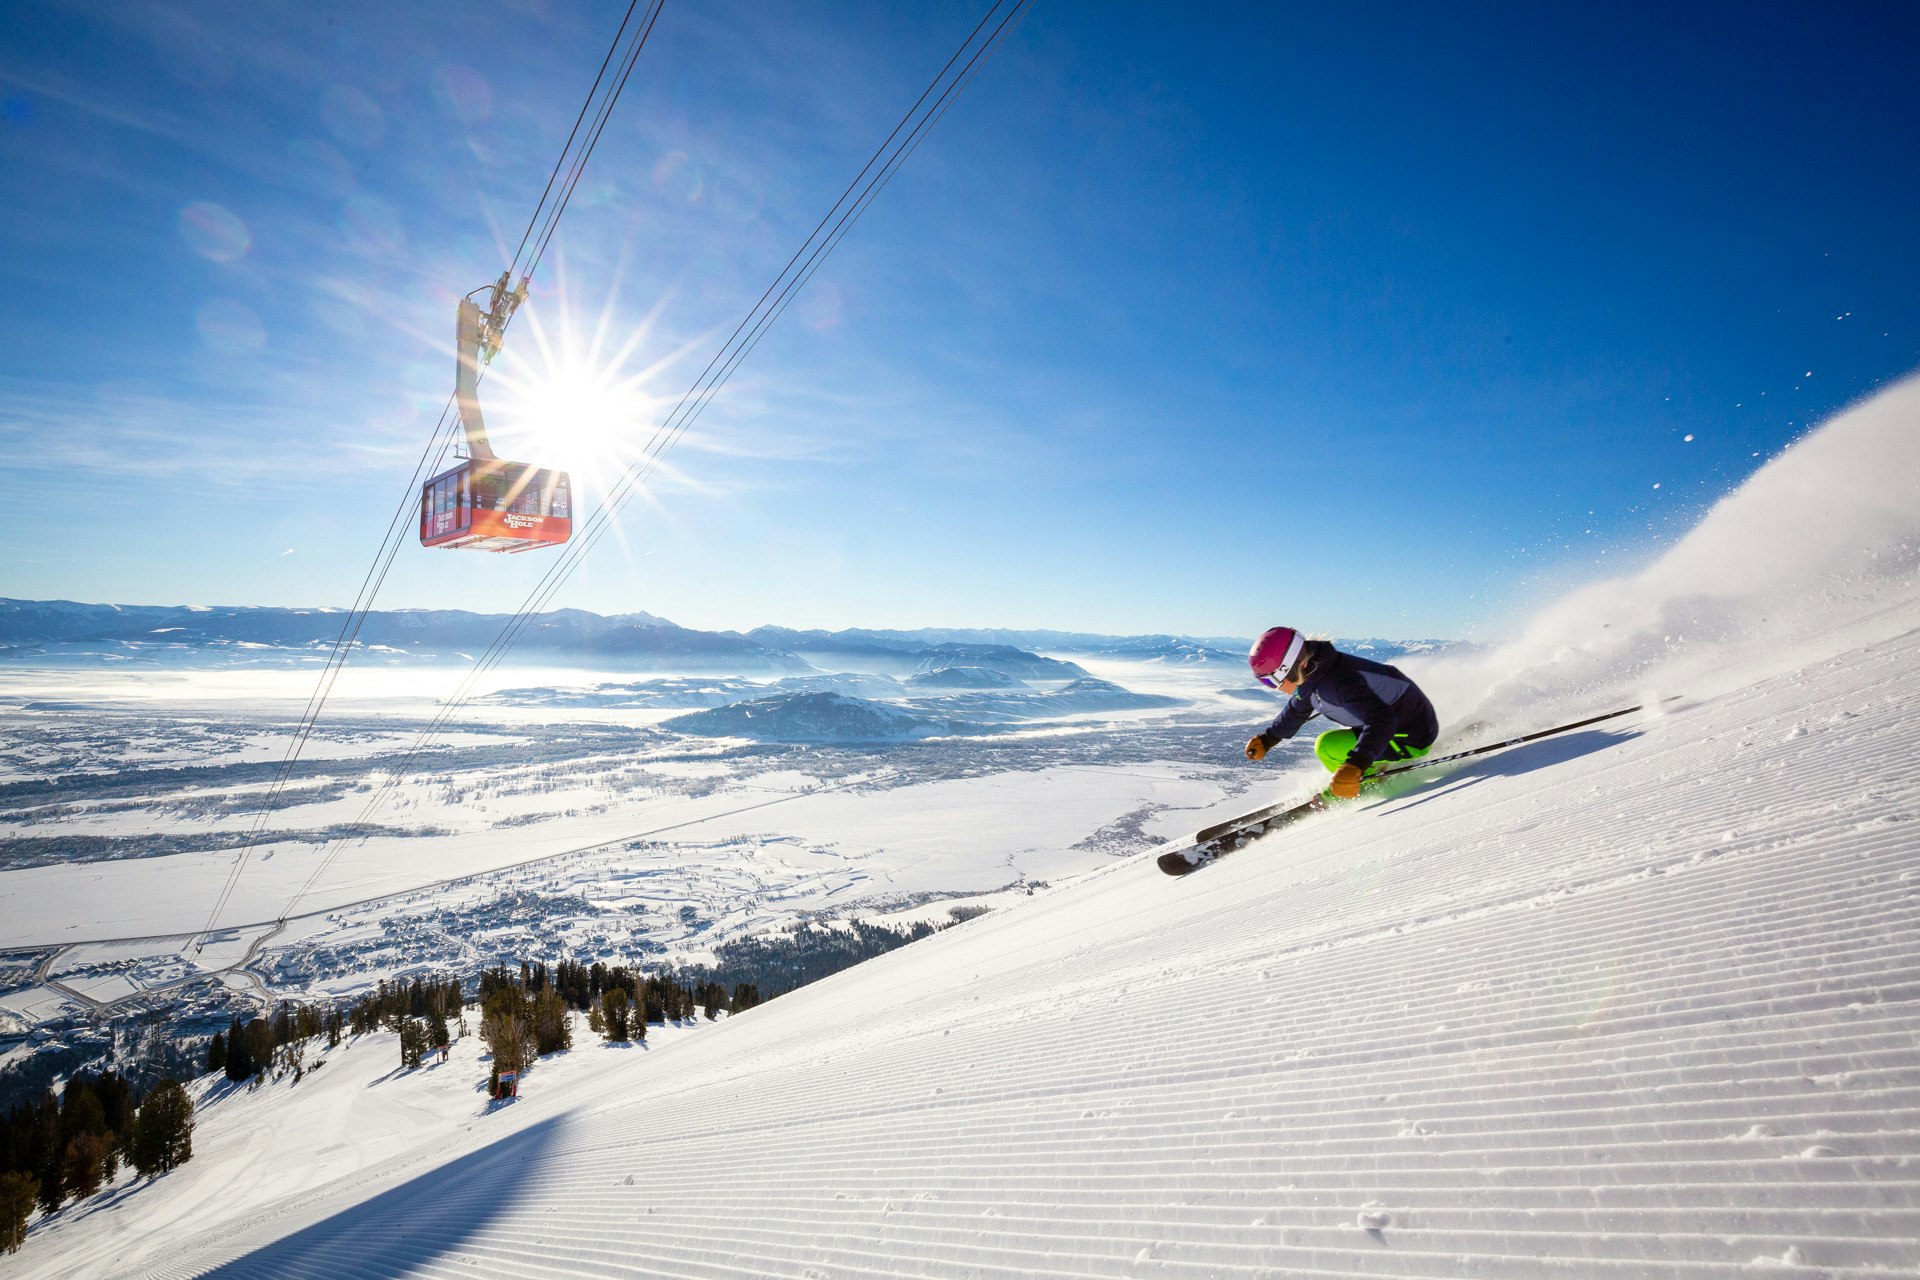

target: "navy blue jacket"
[1259,641,1439,770]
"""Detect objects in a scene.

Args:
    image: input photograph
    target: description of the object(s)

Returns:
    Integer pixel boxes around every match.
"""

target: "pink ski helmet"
[1248,626,1306,689]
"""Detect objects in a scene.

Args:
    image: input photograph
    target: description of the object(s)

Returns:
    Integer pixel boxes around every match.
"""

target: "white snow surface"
[19,377,1920,1275]
[1417,373,1920,729]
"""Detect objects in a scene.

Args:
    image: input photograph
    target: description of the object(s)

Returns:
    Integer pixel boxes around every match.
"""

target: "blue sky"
[3,0,1916,641]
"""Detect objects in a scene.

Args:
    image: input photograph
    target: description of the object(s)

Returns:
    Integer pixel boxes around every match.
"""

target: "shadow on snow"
[194,1115,567,1277]
[1380,727,1640,815]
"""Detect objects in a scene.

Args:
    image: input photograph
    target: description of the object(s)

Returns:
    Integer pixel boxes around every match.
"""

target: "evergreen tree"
[62,1133,106,1200]
[0,1101,30,1176]
[481,1007,531,1080]
[242,1019,274,1080]
[600,989,630,1042]
[59,1080,105,1148]
[530,989,571,1056]
[93,1071,133,1171]
[479,964,515,1002]
[129,1080,193,1178]
[0,1171,35,1254]
[205,1031,227,1076]
[56,1082,108,1201]
[30,1091,63,1216]
[380,982,407,1034]
[223,1015,254,1082]
[399,1020,429,1070]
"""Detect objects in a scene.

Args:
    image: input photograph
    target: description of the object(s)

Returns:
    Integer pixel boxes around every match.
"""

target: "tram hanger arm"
[453,272,526,462]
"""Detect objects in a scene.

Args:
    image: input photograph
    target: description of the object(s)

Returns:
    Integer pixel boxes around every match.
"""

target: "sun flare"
[488,315,664,504]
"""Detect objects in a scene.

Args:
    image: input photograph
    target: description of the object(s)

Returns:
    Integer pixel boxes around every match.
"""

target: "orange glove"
[1244,735,1269,761]
[1329,763,1366,799]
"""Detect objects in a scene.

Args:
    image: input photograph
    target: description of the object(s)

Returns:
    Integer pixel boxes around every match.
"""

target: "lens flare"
[490,333,664,508]
[513,361,647,477]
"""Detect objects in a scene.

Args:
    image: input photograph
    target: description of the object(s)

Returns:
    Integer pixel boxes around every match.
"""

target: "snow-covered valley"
[0,644,1282,1028]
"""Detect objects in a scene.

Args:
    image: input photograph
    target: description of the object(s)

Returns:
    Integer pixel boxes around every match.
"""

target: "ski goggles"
[1254,668,1289,690]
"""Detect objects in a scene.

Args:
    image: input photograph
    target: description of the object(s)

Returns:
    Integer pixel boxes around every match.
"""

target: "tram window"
[473,473,507,511]
[429,472,465,534]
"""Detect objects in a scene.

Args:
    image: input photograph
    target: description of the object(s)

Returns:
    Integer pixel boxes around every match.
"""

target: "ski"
[1156,700,1669,876]
[1373,699,1672,781]
[1157,792,1329,876]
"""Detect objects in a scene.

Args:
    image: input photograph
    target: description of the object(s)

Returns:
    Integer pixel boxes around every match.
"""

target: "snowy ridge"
[1420,374,1920,729]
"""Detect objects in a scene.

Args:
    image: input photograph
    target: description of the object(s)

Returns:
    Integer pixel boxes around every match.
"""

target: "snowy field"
[0,615,1279,1025]
[9,375,1920,1276]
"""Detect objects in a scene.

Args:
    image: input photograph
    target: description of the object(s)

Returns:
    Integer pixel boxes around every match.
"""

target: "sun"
[514,359,642,477]
[487,310,666,505]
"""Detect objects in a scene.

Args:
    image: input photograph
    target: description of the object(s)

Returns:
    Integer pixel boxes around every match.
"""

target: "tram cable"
[519,0,665,283]
[506,0,653,280]
[191,2,666,949]
[194,398,464,950]
[274,0,1031,926]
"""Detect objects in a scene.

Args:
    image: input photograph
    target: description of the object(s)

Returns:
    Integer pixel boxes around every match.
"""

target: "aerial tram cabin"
[420,274,572,554]
[420,457,571,553]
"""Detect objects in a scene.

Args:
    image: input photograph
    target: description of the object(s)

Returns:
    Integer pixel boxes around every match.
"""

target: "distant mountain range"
[0,599,1459,678]
[0,599,804,675]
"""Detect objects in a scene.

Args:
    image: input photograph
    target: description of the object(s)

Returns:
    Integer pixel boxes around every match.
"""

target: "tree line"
[209,974,470,1085]
[0,1070,193,1253]
[472,959,763,1096]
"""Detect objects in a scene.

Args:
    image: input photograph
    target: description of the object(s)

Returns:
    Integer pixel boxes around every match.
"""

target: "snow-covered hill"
[904,665,1026,690]
[662,691,957,742]
[911,676,1184,722]
[656,678,1185,741]
[16,377,1920,1277]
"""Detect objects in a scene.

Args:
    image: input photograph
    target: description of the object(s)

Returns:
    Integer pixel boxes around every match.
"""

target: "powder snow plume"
[1418,370,1920,732]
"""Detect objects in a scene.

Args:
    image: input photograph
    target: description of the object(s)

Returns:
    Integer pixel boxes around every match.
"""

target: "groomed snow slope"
[26,378,1920,1278]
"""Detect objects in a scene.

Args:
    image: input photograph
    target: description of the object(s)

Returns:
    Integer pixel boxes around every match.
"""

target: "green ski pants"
[1314,728,1430,775]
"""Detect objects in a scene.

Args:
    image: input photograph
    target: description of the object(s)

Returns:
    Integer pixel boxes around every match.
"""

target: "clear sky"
[3,0,1917,641]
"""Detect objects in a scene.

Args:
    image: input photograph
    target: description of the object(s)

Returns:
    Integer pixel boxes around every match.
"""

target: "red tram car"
[420,275,573,554]
[419,458,571,552]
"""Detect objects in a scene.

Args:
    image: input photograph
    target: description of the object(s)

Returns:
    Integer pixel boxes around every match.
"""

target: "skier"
[1242,626,1439,799]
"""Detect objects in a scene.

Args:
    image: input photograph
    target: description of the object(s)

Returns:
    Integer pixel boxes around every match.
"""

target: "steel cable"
[276,0,1030,923]
[192,2,668,946]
